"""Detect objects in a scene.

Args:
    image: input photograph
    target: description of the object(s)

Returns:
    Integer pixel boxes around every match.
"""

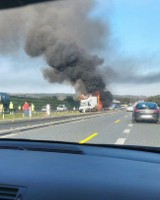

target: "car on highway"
[41,105,47,112]
[127,105,134,112]
[109,103,121,110]
[132,102,159,123]
[121,105,125,109]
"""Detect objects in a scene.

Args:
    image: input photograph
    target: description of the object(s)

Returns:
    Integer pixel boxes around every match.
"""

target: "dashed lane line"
[115,119,121,124]
[115,122,134,145]
[0,133,17,138]
[123,129,131,134]
[128,124,133,127]
[79,133,98,144]
[115,138,126,145]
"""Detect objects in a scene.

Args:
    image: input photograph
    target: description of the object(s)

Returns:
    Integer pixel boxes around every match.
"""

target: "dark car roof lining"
[0,0,60,10]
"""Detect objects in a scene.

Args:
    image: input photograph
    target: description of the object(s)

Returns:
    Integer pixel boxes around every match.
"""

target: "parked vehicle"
[41,105,47,112]
[57,104,67,111]
[0,92,10,112]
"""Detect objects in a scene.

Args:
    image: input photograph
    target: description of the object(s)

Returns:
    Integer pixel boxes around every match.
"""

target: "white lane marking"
[0,133,17,138]
[0,129,12,133]
[128,124,133,127]
[0,126,32,132]
[123,129,131,134]
[115,138,126,145]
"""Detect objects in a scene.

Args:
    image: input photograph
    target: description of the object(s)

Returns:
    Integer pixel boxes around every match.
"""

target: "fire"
[95,91,103,111]
[79,91,103,111]
[79,94,88,100]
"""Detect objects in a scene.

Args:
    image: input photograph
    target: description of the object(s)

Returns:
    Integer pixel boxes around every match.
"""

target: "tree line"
[146,95,160,106]
[116,95,160,106]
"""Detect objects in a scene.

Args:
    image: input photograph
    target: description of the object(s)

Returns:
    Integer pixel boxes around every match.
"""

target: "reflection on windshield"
[136,103,158,110]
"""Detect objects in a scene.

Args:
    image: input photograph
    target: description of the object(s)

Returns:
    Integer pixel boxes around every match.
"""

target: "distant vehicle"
[115,104,121,110]
[0,92,10,112]
[41,105,47,112]
[110,104,121,110]
[132,102,159,123]
[57,104,67,111]
[73,107,78,111]
[127,105,134,112]
[79,96,98,113]
[121,104,127,109]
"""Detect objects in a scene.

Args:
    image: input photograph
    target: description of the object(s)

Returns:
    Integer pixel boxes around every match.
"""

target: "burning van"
[79,92,103,113]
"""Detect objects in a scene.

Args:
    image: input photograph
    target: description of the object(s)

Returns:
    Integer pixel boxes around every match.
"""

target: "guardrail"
[0,110,117,133]
[0,110,118,137]
[0,110,81,121]
[0,110,116,123]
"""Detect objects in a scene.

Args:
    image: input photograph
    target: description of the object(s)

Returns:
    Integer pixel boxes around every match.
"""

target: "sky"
[1,0,160,96]
[93,0,160,96]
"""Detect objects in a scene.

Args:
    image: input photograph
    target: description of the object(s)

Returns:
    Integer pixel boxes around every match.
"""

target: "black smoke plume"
[24,0,108,95]
[0,0,159,98]
[100,91,113,108]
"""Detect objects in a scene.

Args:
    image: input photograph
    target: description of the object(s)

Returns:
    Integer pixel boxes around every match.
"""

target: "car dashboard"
[0,140,159,200]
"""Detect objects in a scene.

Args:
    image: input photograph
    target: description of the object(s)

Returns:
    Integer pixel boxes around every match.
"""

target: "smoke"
[105,68,160,84]
[102,55,160,85]
[1,0,159,100]
[22,0,108,94]
[100,91,113,108]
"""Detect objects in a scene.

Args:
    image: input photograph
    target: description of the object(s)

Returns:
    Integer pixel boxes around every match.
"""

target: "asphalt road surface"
[0,113,96,131]
[1,111,160,147]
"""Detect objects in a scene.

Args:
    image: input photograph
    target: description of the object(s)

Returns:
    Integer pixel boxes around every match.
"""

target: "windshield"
[136,102,158,110]
[0,0,160,148]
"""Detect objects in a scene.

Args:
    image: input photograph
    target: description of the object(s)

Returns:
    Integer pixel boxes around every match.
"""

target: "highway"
[0,113,97,131]
[1,111,160,147]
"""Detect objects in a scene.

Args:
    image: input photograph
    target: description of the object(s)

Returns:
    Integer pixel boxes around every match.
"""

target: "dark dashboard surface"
[0,140,159,200]
[0,0,59,10]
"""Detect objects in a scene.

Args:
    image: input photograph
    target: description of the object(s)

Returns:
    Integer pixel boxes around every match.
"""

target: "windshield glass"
[136,102,158,110]
[80,101,88,107]
[0,0,160,148]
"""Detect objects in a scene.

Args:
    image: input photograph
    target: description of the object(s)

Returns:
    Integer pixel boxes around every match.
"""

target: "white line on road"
[115,138,126,145]
[0,129,12,133]
[128,124,133,127]
[123,129,131,134]
[0,133,17,138]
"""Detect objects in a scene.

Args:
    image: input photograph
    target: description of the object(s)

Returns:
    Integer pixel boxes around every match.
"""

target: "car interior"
[0,139,160,200]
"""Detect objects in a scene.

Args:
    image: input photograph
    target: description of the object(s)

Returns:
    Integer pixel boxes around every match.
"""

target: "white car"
[127,106,134,112]
[41,106,47,112]
[57,104,67,111]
